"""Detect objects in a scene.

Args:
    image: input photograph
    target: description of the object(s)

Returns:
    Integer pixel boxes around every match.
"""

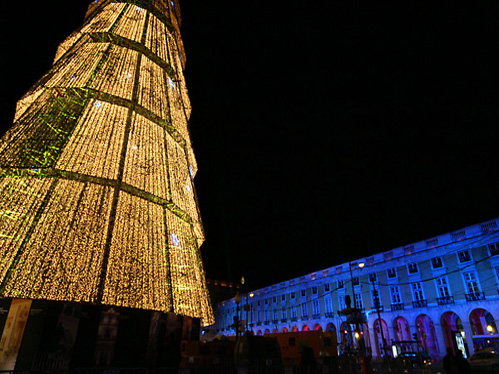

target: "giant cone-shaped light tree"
[0,0,214,326]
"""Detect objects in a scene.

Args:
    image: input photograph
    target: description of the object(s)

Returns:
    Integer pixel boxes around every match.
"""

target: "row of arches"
[251,308,496,359]
[362,308,496,358]
[256,323,325,335]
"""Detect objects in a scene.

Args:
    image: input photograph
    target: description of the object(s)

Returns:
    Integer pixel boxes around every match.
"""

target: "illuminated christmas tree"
[0,0,213,326]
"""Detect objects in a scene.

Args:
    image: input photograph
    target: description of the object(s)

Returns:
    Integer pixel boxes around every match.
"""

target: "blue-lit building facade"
[212,218,499,361]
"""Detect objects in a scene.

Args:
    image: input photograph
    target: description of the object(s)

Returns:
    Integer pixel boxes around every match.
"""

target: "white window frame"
[457,250,472,263]
[390,286,402,304]
[488,243,499,256]
[339,293,346,310]
[408,263,419,274]
[431,257,443,269]
[325,296,333,314]
[462,270,481,295]
[387,268,397,279]
[301,302,308,318]
[312,300,320,315]
[411,282,424,301]
[354,292,363,309]
[435,276,451,298]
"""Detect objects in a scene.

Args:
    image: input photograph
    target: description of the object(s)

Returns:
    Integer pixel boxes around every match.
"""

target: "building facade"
[214,218,499,361]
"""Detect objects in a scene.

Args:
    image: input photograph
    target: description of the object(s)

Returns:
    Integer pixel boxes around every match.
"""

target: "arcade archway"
[373,318,390,357]
[470,308,497,335]
[441,311,467,356]
[394,316,411,352]
[416,314,439,358]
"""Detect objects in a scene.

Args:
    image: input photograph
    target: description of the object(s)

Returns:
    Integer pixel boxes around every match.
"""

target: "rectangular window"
[257,310,262,323]
[338,280,344,289]
[387,268,397,279]
[390,286,402,304]
[264,310,269,322]
[312,286,318,295]
[458,250,471,263]
[291,306,297,319]
[301,289,306,297]
[273,308,278,320]
[282,307,287,319]
[265,299,268,305]
[369,273,377,283]
[301,302,308,318]
[325,297,333,314]
[290,292,295,299]
[412,282,424,301]
[436,277,450,297]
[273,296,277,303]
[324,283,330,292]
[339,294,346,310]
[282,294,286,301]
[488,243,499,256]
[354,292,363,309]
[408,263,419,274]
[431,257,443,269]
[313,300,320,315]
[352,277,360,286]
[463,271,480,294]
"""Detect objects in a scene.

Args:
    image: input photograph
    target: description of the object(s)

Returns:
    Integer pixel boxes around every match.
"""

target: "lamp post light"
[345,261,366,355]
[245,292,254,332]
[372,277,387,357]
[235,292,242,339]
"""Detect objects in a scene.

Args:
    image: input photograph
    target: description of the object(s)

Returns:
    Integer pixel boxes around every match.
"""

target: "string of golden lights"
[0,0,213,325]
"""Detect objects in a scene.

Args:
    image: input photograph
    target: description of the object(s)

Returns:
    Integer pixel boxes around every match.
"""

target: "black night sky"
[1,1,498,291]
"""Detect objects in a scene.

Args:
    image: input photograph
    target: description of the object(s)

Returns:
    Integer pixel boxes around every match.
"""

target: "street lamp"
[347,261,365,354]
[372,277,387,357]
[235,292,242,339]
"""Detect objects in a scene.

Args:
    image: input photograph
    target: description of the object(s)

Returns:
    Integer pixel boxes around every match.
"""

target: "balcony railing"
[256,322,262,326]
[301,315,309,321]
[391,303,404,311]
[437,296,454,305]
[312,313,321,319]
[291,317,298,322]
[272,319,279,325]
[412,299,428,308]
[281,318,287,323]
[371,306,384,312]
[325,312,334,318]
[264,320,270,325]
[465,292,486,302]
